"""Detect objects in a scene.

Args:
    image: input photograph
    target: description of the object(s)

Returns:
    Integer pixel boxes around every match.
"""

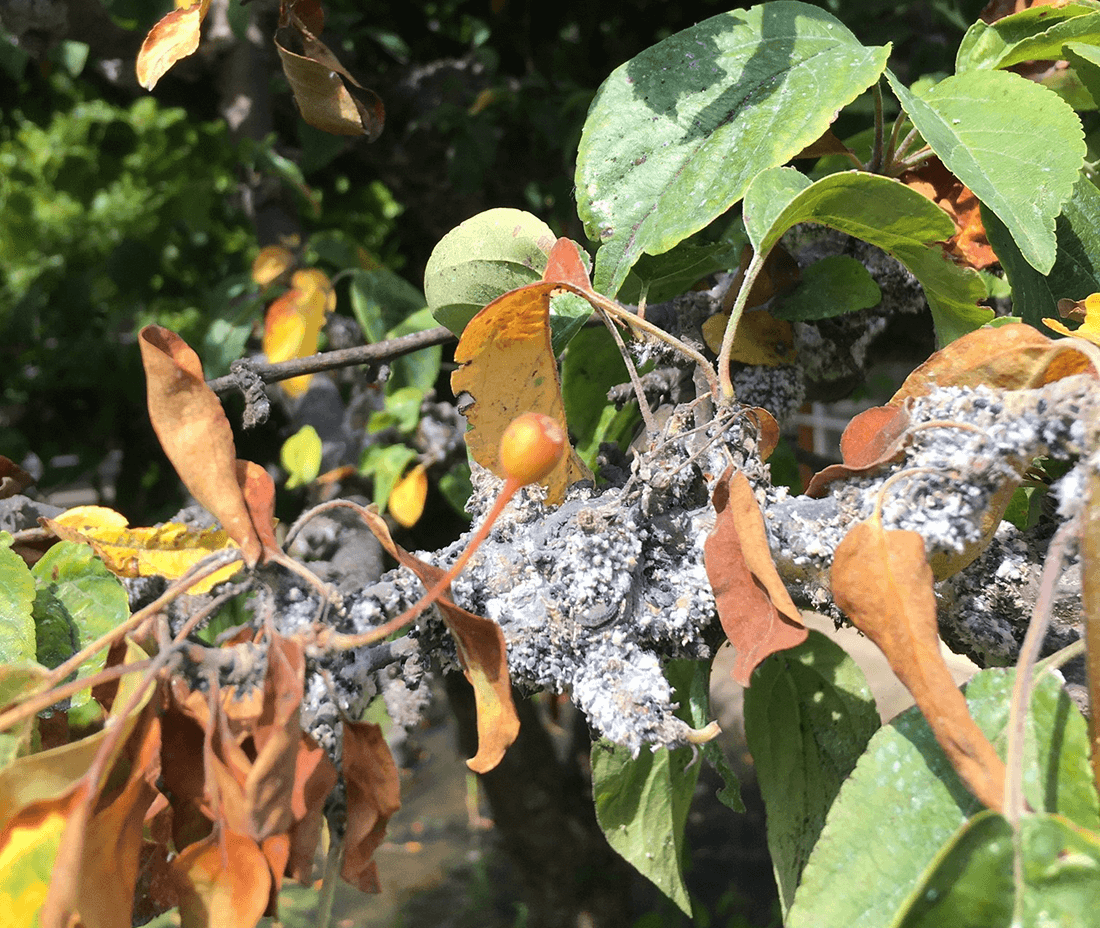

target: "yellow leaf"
[135,0,211,91]
[702,309,797,366]
[389,464,428,528]
[262,269,336,398]
[451,281,591,506]
[251,245,295,287]
[1046,293,1100,347]
[281,426,323,490]
[45,507,243,594]
[0,795,72,928]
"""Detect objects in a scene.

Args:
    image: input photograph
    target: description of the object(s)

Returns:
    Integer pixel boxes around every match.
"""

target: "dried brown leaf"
[340,720,401,893]
[704,467,807,686]
[138,326,264,567]
[831,516,1006,810]
[245,635,304,839]
[0,455,33,499]
[889,322,1094,405]
[744,407,780,462]
[274,33,384,138]
[804,403,912,498]
[235,461,281,556]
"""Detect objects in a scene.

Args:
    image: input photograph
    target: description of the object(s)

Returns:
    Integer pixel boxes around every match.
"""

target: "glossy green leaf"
[576,1,890,296]
[956,2,1100,73]
[773,255,881,322]
[983,173,1100,330]
[0,533,36,666]
[30,543,129,710]
[281,424,323,490]
[742,168,991,344]
[743,630,880,916]
[0,663,50,769]
[425,208,555,335]
[786,668,1100,928]
[887,70,1084,275]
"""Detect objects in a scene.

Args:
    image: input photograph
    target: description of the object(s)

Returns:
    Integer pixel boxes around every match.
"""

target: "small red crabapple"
[499,412,566,486]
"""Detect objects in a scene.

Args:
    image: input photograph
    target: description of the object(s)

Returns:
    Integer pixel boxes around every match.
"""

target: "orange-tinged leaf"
[902,158,997,270]
[804,403,912,498]
[0,640,150,835]
[235,461,280,555]
[1047,293,1100,346]
[251,245,295,287]
[542,237,592,290]
[704,467,807,686]
[890,322,1094,405]
[171,829,271,928]
[0,789,80,928]
[352,506,520,770]
[831,517,1006,810]
[451,281,591,505]
[244,636,304,840]
[744,407,780,462]
[702,309,797,367]
[43,506,244,594]
[139,326,264,566]
[389,463,428,528]
[135,0,212,91]
[45,709,162,928]
[340,720,400,893]
[262,269,336,398]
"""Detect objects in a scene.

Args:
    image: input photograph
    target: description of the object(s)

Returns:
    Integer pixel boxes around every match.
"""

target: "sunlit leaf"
[171,829,271,928]
[388,463,428,528]
[831,516,1005,810]
[262,269,336,398]
[139,326,265,566]
[0,534,36,666]
[44,507,244,595]
[135,0,212,91]
[281,426,323,490]
[887,69,1084,275]
[577,3,890,295]
[1046,292,1100,346]
[251,245,295,287]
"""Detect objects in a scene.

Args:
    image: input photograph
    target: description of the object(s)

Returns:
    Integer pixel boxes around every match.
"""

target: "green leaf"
[676,659,743,814]
[983,173,1100,330]
[438,462,473,520]
[368,387,424,436]
[786,668,1100,928]
[956,2,1100,73]
[576,1,890,297]
[349,267,428,345]
[0,533,36,666]
[561,327,633,467]
[591,660,716,915]
[30,543,129,710]
[359,444,420,512]
[385,305,443,395]
[0,663,50,769]
[887,70,1084,275]
[617,240,743,305]
[425,208,555,336]
[1065,42,1100,109]
[548,291,594,358]
[742,168,991,344]
[743,630,880,916]
[895,811,1100,928]
[281,425,323,490]
[773,255,881,322]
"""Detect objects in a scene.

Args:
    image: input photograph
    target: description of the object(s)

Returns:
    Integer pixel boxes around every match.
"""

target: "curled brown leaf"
[704,467,807,686]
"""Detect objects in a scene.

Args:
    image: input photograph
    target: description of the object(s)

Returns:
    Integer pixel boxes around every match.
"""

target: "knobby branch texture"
[262,371,1095,758]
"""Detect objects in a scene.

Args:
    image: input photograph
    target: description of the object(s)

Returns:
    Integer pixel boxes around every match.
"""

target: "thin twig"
[206,326,455,394]
[598,307,659,439]
[717,250,765,400]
